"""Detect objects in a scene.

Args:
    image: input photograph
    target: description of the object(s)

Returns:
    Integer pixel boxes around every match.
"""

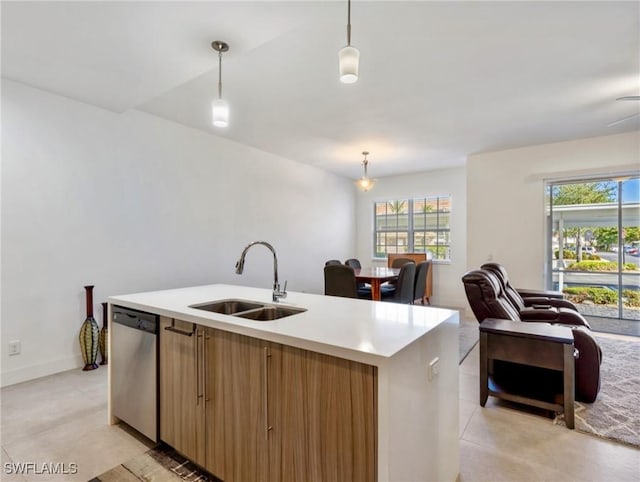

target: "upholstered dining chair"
[345,258,373,298]
[324,264,359,299]
[382,262,416,304]
[325,259,343,267]
[391,257,414,268]
[413,261,430,305]
[383,257,415,290]
[345,258,361,269]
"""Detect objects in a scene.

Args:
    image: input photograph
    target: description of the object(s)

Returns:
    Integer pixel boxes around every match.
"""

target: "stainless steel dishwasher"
[111,305,158,442]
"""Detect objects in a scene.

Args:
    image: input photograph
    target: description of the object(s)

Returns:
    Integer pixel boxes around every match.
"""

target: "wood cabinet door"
[203,327,225,480]
[216,330,269,482]
[159,317,205,465]
[271,345,377,482]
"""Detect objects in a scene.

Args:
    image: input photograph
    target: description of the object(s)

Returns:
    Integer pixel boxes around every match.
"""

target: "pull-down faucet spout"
[235,241,287,302]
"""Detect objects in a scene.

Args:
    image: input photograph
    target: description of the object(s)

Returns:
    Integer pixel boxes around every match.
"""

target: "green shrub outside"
[623,290,640,308]
[563,286,618,305]
[554,251,600,261]
[566,260,635,271]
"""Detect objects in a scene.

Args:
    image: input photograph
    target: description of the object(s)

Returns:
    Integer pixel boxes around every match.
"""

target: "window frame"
[373,195,452,262]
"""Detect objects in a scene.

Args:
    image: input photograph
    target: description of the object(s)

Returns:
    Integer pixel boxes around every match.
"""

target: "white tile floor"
[2,337,639,482]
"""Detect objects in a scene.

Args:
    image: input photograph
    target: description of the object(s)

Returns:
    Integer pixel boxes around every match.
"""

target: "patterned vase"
[99,302,108,365]
[79,285,99,371]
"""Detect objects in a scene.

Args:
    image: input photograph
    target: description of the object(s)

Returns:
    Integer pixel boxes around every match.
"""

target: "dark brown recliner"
[481,262,579,311]
[479,263,590,328]
[462,269,602,403]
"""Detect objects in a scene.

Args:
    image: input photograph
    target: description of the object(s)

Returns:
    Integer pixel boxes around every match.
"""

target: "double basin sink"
[190,299,306,321]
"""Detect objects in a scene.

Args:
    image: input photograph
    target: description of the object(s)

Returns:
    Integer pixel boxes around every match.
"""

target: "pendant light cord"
[218,50,223,99]
[347,0,352,46]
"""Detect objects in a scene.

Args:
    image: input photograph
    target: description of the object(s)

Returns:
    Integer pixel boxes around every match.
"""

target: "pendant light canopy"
[339,0,359,84]
[355,151,376,191]
[211,40,229,128]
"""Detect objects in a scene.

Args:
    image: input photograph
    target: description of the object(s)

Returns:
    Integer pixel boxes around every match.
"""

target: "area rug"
[89,444,219,482]
[459,317,479,364]
[571,335,640,447]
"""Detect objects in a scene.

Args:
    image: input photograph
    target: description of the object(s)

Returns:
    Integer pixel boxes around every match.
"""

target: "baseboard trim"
[1,354,84,387]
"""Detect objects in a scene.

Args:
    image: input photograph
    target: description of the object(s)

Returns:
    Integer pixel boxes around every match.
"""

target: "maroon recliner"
[462,268,602,403]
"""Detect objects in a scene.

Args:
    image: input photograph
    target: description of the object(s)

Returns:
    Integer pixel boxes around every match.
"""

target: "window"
[374,196,451,260]
[546,176,639,325]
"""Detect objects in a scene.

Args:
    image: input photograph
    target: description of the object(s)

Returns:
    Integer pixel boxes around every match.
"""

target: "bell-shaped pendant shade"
[212,99,229,128]
[339,45,360,84]
[355,176,376,191]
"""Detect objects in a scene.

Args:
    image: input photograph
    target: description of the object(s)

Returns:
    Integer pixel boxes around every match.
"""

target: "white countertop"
[109,284,458,364]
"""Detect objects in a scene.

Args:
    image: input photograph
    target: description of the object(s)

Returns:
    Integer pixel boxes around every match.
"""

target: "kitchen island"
[108,284,459,482]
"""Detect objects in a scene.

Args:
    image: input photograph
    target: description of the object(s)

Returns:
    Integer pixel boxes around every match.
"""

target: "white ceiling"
[2,1,639,180]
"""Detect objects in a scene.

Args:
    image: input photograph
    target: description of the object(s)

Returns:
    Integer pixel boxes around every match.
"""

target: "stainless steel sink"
[190,299,306,321]
[234,305,307,321]
[190,299,264,315]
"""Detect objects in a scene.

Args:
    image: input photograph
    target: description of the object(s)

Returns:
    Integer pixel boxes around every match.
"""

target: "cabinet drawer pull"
[164,326,193,336]
[263,346,272,440]
[204,334,210,402]
[164,319,195,337]
[196,330,204,404]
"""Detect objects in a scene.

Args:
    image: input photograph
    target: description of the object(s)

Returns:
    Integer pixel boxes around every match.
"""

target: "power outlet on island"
[9,340,21,356]
[427,357,439,381]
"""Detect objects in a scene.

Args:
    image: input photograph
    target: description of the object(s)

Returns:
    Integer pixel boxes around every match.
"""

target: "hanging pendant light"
[339,0,360,84]
[211,40,230,128]
[355,151,376,191]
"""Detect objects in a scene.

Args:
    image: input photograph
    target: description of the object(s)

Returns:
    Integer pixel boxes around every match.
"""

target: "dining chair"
[345,258,373,298]
[413,261,431,305]
[381,262,416,304]
[391,257,414,268]
[384,256,415,290]
[324,264,358,298]
[325,259,343,266]
[344,258,362,269]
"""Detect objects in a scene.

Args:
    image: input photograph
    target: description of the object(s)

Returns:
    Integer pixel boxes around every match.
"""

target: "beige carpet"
[573,335,640,447]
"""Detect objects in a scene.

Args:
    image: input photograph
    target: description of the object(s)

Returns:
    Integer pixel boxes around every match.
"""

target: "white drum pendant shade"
[212,99,229,128]
[339,45,360,84]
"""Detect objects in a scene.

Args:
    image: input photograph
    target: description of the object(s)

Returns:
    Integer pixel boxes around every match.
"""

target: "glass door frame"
[545,173,639,323]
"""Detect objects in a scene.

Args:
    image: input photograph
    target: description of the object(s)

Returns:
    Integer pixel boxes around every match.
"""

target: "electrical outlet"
[427,357,439,381]
[9,340,21,356]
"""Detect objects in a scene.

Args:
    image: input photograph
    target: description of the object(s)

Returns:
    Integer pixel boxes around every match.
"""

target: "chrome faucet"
[235,241,287,302]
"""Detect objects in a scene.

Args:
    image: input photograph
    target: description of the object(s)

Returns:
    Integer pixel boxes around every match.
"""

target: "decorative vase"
[99,302,108,365]
[79,285,99,371]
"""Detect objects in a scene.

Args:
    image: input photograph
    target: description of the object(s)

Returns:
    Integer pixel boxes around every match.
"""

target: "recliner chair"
[478,263,590,328]
[462,268,602,403]
[481,262,579,311]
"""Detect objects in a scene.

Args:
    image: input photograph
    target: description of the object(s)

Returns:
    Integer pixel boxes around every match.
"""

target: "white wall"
[1,80,356,386]
[355,167,467,309]
[467,131,640,290]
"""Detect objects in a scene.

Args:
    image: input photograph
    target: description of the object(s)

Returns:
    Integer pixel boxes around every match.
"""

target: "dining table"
[354,267,400,301]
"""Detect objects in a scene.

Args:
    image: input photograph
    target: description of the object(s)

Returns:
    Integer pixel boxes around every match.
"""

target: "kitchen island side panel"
[379,312,459,481]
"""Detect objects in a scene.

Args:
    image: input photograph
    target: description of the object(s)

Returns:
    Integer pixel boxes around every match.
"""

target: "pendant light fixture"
[339,0,360,84]
[355,151,376,191]
[211,40,230,128]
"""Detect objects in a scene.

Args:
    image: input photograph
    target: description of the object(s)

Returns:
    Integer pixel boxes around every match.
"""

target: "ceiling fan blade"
[607,112,640,127]
[616,96,640,101]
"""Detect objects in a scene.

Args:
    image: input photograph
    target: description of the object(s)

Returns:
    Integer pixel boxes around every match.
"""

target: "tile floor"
[2,335,639,482]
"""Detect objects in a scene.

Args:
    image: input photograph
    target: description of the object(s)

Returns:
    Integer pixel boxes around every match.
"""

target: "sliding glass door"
[546,176,640,331]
